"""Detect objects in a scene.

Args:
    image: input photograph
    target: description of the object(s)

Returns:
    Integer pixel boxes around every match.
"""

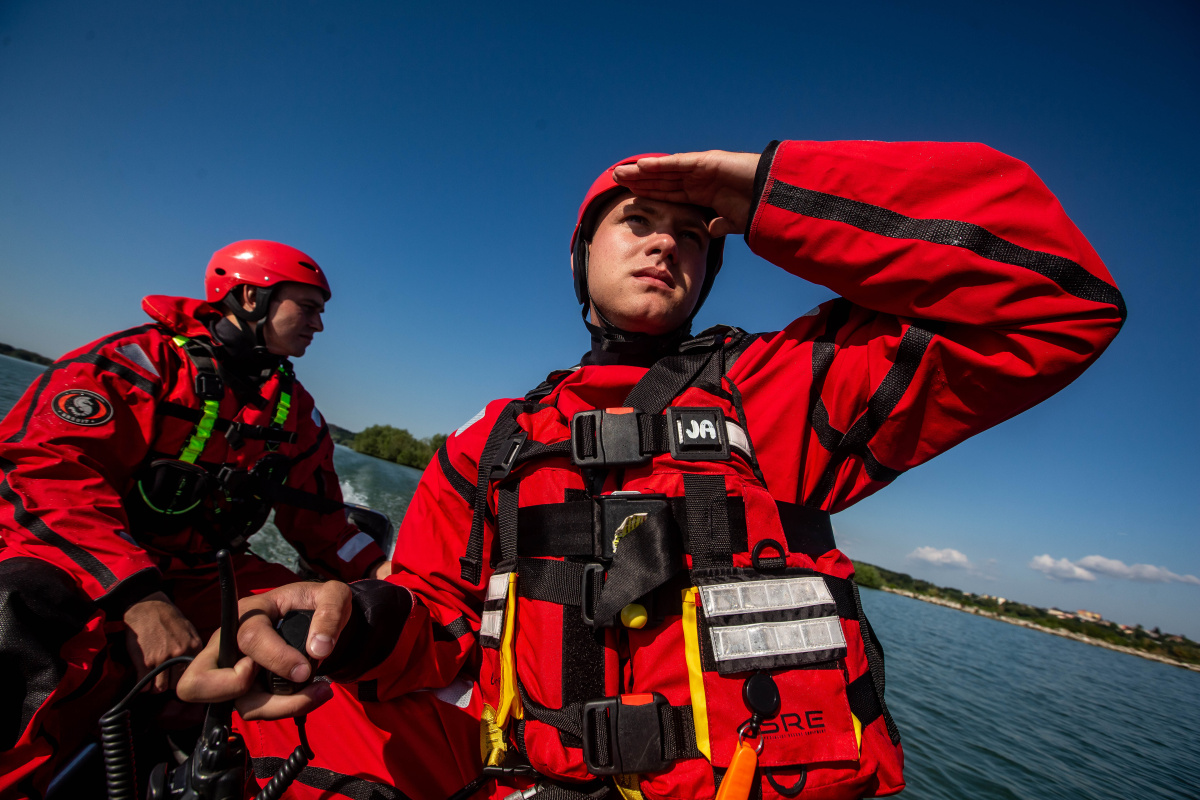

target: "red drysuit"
[243,140,1123,800]
[0,294,385,798]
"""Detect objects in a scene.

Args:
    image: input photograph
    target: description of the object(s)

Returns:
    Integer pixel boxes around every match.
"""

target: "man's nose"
[312,313,324,332]
[645,230,680,262]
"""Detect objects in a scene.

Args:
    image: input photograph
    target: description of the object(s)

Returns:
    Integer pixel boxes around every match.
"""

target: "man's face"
[583,194,711,335]
[263,283,326,357]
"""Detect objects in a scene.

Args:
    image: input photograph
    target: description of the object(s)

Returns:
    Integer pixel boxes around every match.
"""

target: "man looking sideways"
[181,143,1124,800]
[0,240,391,797]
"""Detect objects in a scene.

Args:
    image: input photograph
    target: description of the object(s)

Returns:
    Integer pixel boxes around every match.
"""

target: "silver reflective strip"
[115,343,159,377]
[336,531,375,562]
[710,616,846,662]
[312,406,323,427]
[699,576,834,617]
[480,610,504,640]
[725,422,751,459]
[455,407,487,436]
[485,572,510,602]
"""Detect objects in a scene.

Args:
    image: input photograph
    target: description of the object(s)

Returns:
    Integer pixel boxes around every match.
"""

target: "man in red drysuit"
[181,142,1125,800]
[0,240,392,798]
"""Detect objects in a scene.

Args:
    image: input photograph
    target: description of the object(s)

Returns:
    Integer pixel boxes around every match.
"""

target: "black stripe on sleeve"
[765,180,1126,321]
[0,456,118,589]
[431,613,474,642]
[437,446,477,507]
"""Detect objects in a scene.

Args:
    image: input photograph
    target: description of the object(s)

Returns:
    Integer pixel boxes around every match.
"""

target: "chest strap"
[167,336,296,461]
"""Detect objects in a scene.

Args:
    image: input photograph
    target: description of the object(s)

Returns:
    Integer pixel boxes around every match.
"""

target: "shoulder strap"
[171,336,224,463]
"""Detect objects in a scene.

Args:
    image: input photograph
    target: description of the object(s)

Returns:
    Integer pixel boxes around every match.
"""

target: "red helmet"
[570,155,725,317]
[205,240,331,319]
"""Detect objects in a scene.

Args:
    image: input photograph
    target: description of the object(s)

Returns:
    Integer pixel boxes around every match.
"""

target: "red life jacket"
[465,326,903,800]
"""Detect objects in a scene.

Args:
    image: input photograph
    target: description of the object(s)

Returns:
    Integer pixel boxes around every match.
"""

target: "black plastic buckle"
[570,409,647,467]
[581,693,670,775]
[223,421,245,450]
[194,372,225,402]
[665,407,730,462]
[579,562,607,628]
[491,431,528,481]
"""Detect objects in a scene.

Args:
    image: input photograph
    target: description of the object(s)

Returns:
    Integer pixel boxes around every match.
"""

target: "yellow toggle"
[620,603,648,629]
[480,704,508,767]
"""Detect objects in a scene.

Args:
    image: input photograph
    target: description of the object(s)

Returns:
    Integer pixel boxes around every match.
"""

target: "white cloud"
[1030,554,1096,581]
[1030,554,1200,586]
[908,546,972,569]
[1075,555,1200,586]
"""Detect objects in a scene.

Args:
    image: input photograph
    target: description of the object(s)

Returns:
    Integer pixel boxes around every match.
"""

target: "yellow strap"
[613,774,646,800]
[494,572,522,726]
[681,587,712,760]
[852,713,863,752]
[272,385,291,428]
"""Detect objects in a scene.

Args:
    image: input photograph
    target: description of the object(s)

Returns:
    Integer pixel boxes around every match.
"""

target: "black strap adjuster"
[581,693,670,775]
[570,409,647,467]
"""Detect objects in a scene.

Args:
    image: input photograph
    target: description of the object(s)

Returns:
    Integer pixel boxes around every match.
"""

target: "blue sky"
[1,0,1197,637]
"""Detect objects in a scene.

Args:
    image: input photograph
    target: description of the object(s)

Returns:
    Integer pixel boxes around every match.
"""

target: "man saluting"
[182,143,1124,800]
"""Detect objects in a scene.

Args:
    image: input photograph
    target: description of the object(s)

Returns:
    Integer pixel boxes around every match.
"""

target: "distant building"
[1075,609,1103,623]
[1047,608,1071,619]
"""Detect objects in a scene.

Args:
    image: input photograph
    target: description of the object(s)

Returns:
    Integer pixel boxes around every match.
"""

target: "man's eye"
[680,230,703,244]
[625,214,649,225]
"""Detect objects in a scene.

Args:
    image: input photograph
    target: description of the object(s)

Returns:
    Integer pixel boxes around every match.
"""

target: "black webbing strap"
[590,504,683,627]
[514,498,829,562]
[460,402,523,584]
[851,580,900,744]
[518,558,587,606]
[622,345,721,415]
[518,678,584,738]
[529,780,612,800]
[437,446,477,506]
[496,485,520,571]
[683,474,732,570]
[158,401,298,445]
[586,699,703,768]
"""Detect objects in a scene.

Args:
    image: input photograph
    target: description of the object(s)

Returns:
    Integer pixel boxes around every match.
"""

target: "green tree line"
[349,424,448,470]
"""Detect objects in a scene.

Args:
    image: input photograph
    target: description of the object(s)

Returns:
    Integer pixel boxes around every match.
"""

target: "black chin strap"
[209,317,282,388]
[582,298,691,358]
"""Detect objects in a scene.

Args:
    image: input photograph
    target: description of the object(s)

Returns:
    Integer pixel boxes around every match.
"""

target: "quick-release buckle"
[581,693,670,775]
[491,431,528,481]
[665,407,730,462]
[570,409,647,467]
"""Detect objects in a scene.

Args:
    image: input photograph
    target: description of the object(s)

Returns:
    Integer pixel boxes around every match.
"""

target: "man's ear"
[239,285,258,314]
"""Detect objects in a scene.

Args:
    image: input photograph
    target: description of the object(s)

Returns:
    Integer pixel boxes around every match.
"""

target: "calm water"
[2,355,1197,798]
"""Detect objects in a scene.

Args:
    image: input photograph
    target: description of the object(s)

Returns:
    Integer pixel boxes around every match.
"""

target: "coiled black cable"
[98,655,195,800]
[254,714,314,800]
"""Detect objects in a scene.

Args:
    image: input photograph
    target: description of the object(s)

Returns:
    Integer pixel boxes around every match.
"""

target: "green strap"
[172,336,222,464]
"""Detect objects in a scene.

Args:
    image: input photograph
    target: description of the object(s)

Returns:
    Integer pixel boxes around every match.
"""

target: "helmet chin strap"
[583,294,691,355]
[214,287,280,382]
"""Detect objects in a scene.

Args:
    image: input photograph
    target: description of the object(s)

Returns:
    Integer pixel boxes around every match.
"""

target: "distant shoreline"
[882,587,1200,673]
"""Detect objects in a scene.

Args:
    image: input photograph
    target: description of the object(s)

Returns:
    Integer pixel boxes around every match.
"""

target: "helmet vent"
[298,261,318,272]
[214,268,226,275]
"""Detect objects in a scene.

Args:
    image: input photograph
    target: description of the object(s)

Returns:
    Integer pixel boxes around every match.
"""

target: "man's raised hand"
[175,579,350,720]
[612,150,761,237]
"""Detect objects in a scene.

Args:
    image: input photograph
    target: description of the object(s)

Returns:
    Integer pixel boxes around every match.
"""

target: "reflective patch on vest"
[700,576,834,617]
[725,422,751,459]
[312,406,323,427]
[709,615,846,662]
[115,342,159,377]
[336,531,374,562]
[801,304,822,317]
[50,389,114,426]
[455,407,487,437]
[480,571,510,646]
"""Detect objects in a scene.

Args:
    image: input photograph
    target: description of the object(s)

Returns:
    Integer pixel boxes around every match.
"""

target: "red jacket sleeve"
[0,326,166,609]
[271,388,385,582]
[346,400,507,698]
[730,140,1124,511]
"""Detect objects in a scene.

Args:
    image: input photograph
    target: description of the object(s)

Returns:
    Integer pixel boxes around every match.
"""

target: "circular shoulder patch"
[51,389,114,426]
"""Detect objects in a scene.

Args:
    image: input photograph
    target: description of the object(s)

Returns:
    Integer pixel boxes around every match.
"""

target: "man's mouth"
[631,267,676,290]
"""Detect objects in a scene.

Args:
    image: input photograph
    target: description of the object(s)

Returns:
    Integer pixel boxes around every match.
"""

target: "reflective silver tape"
[480,609,504,640]
[115,342,159,378]
[725,421,751,460]
[336,531,375,562]
[709,615,846,662]
[485,572,510,602]
[699,576,834,617]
